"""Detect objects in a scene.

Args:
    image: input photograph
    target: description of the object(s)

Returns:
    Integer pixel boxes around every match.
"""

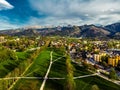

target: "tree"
[9,50,18,60]
[117,61,120,70]
[102,61,108,68]
[101,55,109,63]
[65,73,75,90]
[109,68,117,79]
[65,54,76,90]
[83,61,89,70]
[91,85,100,90]
[0,47,18,62]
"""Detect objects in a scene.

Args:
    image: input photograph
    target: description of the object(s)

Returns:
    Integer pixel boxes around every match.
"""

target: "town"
[0,35,120,90]
[50,37,120,80]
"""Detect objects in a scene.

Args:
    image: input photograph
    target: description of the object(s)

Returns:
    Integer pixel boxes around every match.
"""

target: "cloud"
[0,0,14,11]
[28,0,120,25]
[0,16,20,30]
[27,16,83,26]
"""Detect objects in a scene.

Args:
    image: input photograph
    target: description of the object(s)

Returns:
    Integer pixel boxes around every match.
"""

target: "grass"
[72,63,92,77]
[75,76,120,90]
[43,50,120,90]
[12,48,51,90]
[0,51,30,78]
[48,52,67,78]
[12,47,66,90]
[16,51,30,61]
[45,71,120,90]
[24,49,51,77]
[4,47,120,90]
[11,79,43,90]
[45,79,65,90]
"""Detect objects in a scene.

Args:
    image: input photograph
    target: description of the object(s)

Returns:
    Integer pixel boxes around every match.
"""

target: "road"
[71,57,120,85]
[0,73,99,80]
[74,73,98,79]
[97,73,120,85]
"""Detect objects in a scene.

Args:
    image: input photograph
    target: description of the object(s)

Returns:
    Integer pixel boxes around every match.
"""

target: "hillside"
[80,25,110,38]
[105,22,120,33]
[0,22,120,38]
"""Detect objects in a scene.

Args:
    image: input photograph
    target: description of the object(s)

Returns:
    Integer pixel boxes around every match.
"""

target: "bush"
[109,68,118,80]
[0,48,18,62]
[91,85,100,90]
[65,54,76,90]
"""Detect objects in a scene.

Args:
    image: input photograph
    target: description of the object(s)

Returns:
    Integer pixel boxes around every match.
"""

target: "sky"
[0,0,120,30]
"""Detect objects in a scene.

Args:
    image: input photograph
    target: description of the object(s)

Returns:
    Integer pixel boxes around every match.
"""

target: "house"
[0,36,5,42]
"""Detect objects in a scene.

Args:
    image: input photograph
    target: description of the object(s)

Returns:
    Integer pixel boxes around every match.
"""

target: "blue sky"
[0,0,120,30]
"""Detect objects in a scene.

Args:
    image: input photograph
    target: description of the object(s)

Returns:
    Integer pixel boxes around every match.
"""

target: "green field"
[75,76,120,90]
[12,48,50,90]
[12,47,66,90]
[0,51,31,78]
[6,47,120,90]
[72,63,92,77]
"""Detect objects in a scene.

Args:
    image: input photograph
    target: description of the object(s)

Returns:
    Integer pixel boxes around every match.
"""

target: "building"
[0,36,5,42]
[108,58,116,66]
[93,54,102,62]
[100,51,107,56]
[108,55,120,66]
[93,51,107,62]
[70,48,76,53]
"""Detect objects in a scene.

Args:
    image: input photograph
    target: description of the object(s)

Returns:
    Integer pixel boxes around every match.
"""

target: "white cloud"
[27,16,83,26]
[29,0,120,25]
[0,0,14,10]
[0,16,20,30]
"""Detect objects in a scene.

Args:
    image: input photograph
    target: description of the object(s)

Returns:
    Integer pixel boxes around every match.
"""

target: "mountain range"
[0,22,120,39]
